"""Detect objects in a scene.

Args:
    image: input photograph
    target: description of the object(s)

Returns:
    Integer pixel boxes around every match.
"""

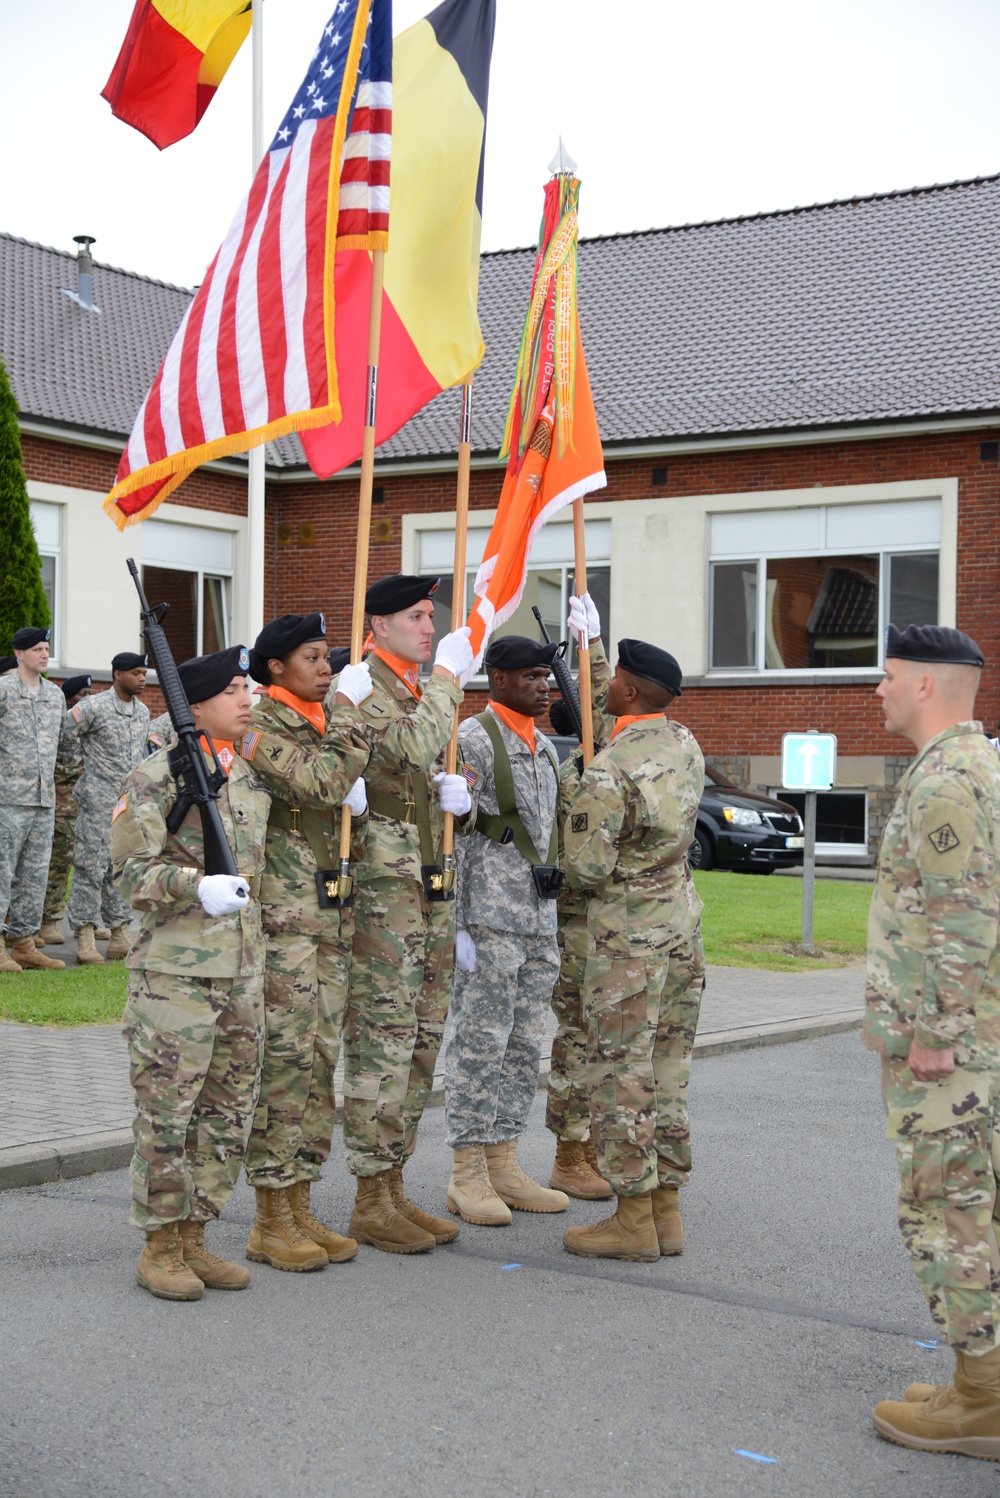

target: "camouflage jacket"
[332,655,464,886]
[555,748,590,948]
[146,710,174,754]
[53,727,83,819]
[456,709,560,936]
[0,673,68,809]
[864,721,1000,1067]
[67,688,150,809]
[235,694,371,937]
[562,717,705,958]
[111,749,271,978]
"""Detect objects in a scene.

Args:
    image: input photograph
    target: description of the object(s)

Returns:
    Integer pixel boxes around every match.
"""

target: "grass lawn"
[0,964,128,1027]
[693,870,871,971]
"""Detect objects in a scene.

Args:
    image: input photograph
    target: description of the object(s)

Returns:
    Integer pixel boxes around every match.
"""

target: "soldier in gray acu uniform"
[0,627,69,973]
[66,651,151,963]
[445,636,569,1225]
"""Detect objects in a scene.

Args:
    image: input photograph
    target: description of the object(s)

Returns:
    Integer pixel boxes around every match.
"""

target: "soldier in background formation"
[445,635,569,1224]
[67,651,151,965]
[0,627,69,973]
[39,674,92,946]
[864,624,1000,1462]
[237,613,373,1272]
[111,644,271,1302]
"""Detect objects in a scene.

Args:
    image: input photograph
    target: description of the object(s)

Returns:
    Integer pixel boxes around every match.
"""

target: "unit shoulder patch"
[928,822,961,854]
[572,812,589,833]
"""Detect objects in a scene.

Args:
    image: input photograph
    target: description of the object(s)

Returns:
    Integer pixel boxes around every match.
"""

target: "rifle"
[127,558,239,876]
[532,606,583,741]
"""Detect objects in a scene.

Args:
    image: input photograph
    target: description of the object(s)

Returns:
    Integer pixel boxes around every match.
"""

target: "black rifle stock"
[532,606,583,741]
[127,558,238,878]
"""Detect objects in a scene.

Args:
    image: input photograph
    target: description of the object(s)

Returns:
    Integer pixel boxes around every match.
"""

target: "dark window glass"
[888,552,938,631]
[780,791,867,845]
[711,561,757,668]
[143,567,197,663]
[766,554,878,669]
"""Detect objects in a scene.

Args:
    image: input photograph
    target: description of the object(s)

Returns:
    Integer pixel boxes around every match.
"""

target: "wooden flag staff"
[573,498,595,767]
[334,248,386,902]
[438,376,474,894]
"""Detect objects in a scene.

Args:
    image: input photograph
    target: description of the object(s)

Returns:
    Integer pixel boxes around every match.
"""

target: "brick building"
[4,173,1000,860]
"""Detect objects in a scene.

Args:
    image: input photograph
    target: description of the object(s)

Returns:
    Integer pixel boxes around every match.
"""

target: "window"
[30,501,61,659]
[709,500,940,671]
[141,520,234,660]
[779,790,869,859]
[416,519,612,673]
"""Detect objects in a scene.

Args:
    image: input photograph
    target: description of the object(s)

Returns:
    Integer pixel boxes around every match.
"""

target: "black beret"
[178,644,251,705]
[61,674,92,698]
[13,627,50,650]
[548,697,579,739]
[250,613,326,683]
[112,651,147,672]
[0,655,16,673]
[483,635,558,672]
[885,623,984,668]
[328,647,351,676]
[365,574,439,616]
[617,638,683,697]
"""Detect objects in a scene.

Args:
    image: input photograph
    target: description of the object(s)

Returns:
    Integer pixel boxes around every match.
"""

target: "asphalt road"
[2,1032,993,1498]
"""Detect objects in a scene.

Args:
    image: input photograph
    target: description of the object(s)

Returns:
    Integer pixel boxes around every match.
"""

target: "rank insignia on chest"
[241,729,262,761]
[572,813,589,833]
[928,823,961,854]
[111,794,128,823]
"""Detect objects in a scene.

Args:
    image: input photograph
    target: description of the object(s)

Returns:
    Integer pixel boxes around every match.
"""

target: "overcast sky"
[4,0,1000,288]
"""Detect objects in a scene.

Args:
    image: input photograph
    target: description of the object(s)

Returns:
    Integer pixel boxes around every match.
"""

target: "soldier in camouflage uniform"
[236,615,374,1273]
[862,624,1000,1460]
[342,573,474,1253]
[112,644,270,1301]
[146,709,173,754]
[562,626,706,1263]
[39,675,92,945]
[444,636,569,1224]
[0,627,69,973]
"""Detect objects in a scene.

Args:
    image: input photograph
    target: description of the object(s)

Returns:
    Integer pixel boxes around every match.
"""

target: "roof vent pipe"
[60,235,102,314]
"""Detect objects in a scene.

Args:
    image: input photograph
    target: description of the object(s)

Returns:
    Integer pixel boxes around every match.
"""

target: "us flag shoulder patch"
[71,705,84,723]
[241,730,262,762]
[463,763,480,790]
[111,794,128,823]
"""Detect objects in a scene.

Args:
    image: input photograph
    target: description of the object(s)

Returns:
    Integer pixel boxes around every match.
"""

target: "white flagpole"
[245,0,267,645]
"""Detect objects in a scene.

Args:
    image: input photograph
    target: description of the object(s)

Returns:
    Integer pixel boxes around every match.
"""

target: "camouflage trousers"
[342,876,455,1176]
[244,923,352,1189]
[123,968,264,1231]
[585,931,705,1196]
[42,806,75,924]
[68,792,131,932]
[546,912,592,1142]
[0,804,55,939]
[444,926,560,1149]
[882,1055,1000,1352]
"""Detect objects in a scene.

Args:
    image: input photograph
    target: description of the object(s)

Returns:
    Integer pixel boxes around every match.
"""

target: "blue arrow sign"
[781,732,837,791]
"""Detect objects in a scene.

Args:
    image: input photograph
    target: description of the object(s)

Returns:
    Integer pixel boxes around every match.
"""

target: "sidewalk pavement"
[0,959,863,1190]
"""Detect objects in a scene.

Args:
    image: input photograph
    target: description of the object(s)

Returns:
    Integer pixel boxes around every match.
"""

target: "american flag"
[104,0,393,529]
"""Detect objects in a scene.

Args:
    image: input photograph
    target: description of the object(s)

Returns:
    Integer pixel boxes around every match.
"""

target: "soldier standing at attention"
[864,624,1000,1460]
[562,636,705,1263]
[0,627,68,973]
[237,614,374,1272]
[444,635,570,1223]
[112,645,270,1301]
[343,573,474,1253]
[38,674,93,946]
[67,651,151,965]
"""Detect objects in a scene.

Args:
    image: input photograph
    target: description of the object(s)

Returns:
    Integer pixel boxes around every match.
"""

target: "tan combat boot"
[288,1180,358,1262]
[9,937,65,971]
[136,1222,204,1300]
[104,924,131,960]
[0,945,22,973]
[446,1145,512,1226]
[387,1164,460,1243]
[651,1183,684,1255]
[348,1173,436,1254]
[179,1219,251,1290]
[873,1345,1000,1459]
[549,1139,614,1200]
[563,1192,661,1262]
[95,926,111,941]
[38,920,65,945]
[75,925,105,966]
[246,1187,328,1271]
[486,1140,570,1213]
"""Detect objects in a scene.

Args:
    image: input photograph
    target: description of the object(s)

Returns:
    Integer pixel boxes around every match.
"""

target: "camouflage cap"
[885,623,984,667]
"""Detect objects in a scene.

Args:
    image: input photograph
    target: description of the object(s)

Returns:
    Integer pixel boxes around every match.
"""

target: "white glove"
[567,593,601,645]
[342,777,367,816]
[198,874,250,917]
[434,771,472,816]
[434,626,474,682]
[336,661,373,706]
[455,929,477,973]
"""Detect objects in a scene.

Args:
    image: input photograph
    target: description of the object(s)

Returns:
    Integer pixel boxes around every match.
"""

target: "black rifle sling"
[473,712,558,867]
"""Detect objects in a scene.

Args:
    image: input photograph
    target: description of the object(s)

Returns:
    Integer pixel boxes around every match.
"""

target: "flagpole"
[335,248,387,900]
[439,376,474,889]
[245,0,266,645]
[573,499,595,766]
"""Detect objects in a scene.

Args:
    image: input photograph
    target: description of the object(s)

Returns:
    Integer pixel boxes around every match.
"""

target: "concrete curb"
[0,1010,864,1193]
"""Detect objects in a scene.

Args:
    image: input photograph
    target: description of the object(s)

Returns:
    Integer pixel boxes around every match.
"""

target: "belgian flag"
[300,0,496,479]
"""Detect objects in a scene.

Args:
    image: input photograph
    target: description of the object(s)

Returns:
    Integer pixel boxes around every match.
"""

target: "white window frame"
[29,500,62,666]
